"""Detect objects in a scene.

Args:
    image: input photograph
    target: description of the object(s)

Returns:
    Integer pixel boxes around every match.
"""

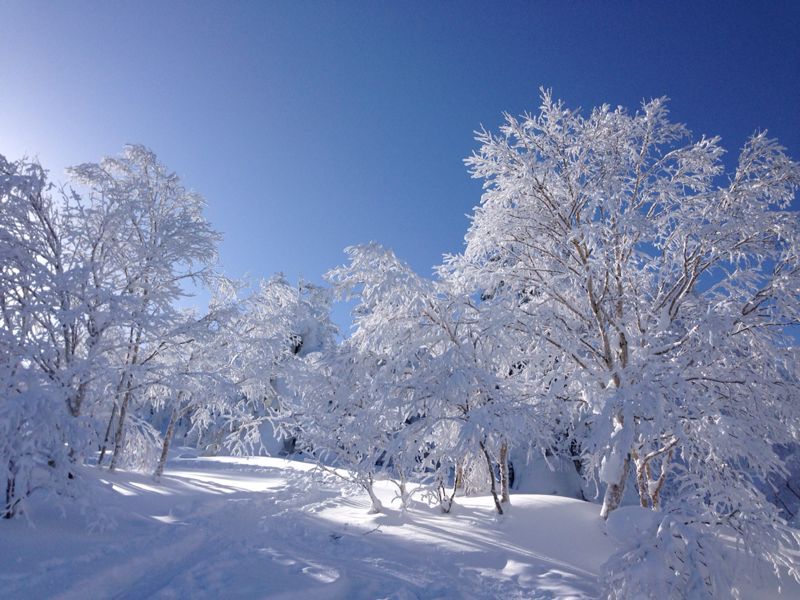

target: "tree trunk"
[499,441,510,504]
[3,461,16,519]
[600,453,630,520]
[109,326,142,471]
[364,474,383,514]
[454,461,464,493]
[480,441,503,515]
[634,454,651,509]
[98,403,118,465]
[437,479,457,513]
[154,407,179,479]
[109,376,134,472]
[396,473,413,511]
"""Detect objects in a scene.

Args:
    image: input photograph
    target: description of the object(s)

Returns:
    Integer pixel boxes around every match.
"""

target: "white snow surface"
[0,454,795,599]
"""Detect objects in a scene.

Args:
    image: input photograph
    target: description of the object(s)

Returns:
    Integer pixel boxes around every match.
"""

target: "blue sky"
[2,1,799,330]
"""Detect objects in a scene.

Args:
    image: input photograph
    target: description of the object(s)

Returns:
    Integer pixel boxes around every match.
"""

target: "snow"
[2,454,799,599]
[0,453,615,599]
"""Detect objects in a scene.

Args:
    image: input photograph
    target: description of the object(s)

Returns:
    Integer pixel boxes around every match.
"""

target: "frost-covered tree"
[0,153,119,516]
[445,90,800,593]
[68,145,221,471]
[1,157,106,417]
[194,274,338,458]
[285,344,394,513]
[1,146,223,515]
[288,244,554,513]
[287,245,438,511]
[1,155,73,517]
[150,298,242,478]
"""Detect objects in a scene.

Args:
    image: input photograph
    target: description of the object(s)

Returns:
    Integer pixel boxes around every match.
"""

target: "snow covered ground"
[0,454,795,599]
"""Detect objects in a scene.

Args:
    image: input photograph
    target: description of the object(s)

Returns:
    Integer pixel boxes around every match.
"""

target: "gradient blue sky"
[2,1,799,328]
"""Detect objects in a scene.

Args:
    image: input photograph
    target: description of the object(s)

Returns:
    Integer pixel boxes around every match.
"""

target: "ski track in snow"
[0,455,632,599]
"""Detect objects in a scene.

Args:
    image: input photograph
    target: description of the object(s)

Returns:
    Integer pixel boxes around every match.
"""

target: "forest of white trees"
[2,94,800,597]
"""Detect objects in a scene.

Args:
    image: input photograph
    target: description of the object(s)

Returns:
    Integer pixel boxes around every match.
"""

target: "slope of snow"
[0,454,795,599]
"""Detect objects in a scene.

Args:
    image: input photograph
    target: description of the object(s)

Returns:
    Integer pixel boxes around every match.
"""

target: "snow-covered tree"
[150,298,241,478]
[1,146,223,515]
[445,90,800,593]
[0,153,112,517]
[67,145,221,471]
[190,274,338,459]
[287,244,554,513]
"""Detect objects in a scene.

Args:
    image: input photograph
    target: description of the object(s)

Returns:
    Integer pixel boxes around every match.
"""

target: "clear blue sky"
[2,1,799,329]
